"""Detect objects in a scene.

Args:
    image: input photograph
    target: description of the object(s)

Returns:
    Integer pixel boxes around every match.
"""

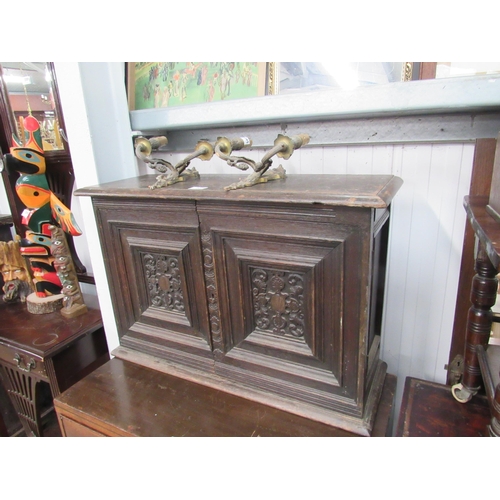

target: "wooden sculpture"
[0,238,33,303]
[3,115,83,314]
[49,225,87,318]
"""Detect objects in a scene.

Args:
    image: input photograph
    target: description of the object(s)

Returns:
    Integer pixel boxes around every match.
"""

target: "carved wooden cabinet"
[77,174,402,436]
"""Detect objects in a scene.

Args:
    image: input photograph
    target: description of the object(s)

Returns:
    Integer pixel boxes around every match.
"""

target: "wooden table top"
[396,377,491,437]
[55,357,396,437]
[0,294,102,359]
[76,174,403,209]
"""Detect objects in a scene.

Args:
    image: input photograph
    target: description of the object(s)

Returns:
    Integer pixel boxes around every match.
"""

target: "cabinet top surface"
[76,174,403,208]
[0,295,102,358]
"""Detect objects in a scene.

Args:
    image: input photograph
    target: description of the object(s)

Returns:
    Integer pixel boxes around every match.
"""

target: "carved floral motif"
[142,253,184,312]
[201,231,223,355]
[251,267,305,338]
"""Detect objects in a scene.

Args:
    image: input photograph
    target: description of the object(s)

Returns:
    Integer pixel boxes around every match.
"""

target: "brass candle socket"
[274,133,310,160]
[134,136,177,179]
[135,136,212,189]
[175,140,214,174]
[134,136,168,159]
[223,133,310,191]
[215,136,253,171]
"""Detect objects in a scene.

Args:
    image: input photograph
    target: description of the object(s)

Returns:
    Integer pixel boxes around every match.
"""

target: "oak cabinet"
[78,173,402,435]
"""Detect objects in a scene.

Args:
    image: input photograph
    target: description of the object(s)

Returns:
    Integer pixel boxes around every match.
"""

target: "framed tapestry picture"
[127,62,275,110]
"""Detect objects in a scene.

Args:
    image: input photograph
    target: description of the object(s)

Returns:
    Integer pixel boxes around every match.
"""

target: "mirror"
[277,62,408,93]
[435,62,500,79]
[0,62,64,151]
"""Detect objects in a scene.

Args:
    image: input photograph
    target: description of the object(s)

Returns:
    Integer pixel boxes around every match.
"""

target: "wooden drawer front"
[0,344,46,379]
[58,414,107,437]
[54,401,133,437]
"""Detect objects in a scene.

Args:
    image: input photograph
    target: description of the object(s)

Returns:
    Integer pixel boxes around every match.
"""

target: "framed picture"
[127,62,275,110]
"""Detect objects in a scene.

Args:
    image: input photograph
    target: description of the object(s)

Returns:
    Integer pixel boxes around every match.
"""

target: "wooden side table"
[0,294,109,436]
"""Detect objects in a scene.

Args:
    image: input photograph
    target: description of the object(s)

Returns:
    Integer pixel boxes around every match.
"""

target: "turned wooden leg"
[452,243,498,403]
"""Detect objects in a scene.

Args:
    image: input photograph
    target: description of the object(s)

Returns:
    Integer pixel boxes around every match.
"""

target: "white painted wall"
[0,62,475,432]
[54,62,138,353]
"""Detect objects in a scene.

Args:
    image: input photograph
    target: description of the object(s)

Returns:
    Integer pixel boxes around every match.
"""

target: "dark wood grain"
[448,139,497,385]
[55,357,396,437]
[456,195,500,435]
[76,174,403,208]
[465,196,500,269]
[418,62,437,80]
[0,294,103,359]
[0,294,109,436]
[397,377,490,437]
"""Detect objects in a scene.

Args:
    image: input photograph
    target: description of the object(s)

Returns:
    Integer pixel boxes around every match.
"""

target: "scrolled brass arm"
[215,136,254,171]
[134,136,177,177]
[134,135,205,189]
[223,133,310,190]
[175,140,214,174]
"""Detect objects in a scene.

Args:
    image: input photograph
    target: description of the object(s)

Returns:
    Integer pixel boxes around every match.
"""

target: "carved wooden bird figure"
[4,115,82,236]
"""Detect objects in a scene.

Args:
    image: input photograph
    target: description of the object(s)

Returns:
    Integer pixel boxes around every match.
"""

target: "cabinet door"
[93,198,213,371]
[198,201,375,419]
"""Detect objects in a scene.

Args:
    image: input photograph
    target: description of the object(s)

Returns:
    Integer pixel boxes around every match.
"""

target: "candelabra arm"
[134,136,177,178]
[223,133,310,191]
[215,136,254,171]
[175,140,214,174]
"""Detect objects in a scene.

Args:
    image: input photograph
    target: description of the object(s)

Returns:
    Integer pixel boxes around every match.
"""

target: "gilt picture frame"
[127,62,276,111]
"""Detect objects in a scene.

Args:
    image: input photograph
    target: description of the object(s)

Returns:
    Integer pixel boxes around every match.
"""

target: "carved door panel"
[93,198,213,371]
[197,201,375,418]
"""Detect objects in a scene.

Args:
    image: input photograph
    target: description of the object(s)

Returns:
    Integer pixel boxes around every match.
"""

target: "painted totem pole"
[3,115,83,314]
